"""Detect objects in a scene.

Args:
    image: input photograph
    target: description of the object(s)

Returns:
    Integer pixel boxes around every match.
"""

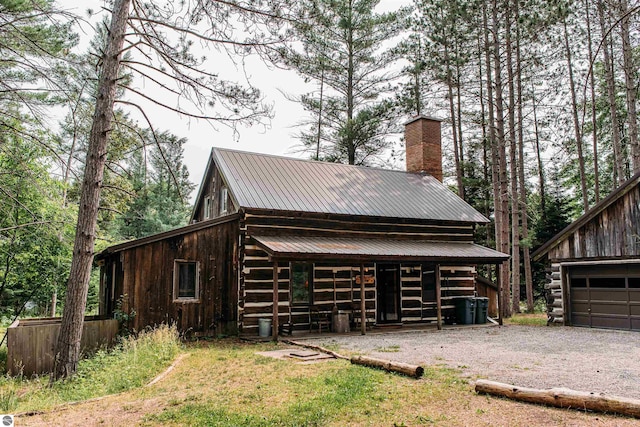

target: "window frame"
[173,259,200,302]
[203,196,211,219]
[290,262,313,305]
[219,186,229,215]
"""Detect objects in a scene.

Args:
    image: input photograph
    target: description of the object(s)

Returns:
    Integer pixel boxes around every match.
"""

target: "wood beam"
[435,264,442,330]
[272,261,279,341]
[496,264,503,325]
[360,263,366,335]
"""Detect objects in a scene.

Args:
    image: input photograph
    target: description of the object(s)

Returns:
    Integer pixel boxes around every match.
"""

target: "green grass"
[148,364,386,426]
[505,312,548,327]
[0,324,181,413]
[375,344,401,353]
[140,341,471,427]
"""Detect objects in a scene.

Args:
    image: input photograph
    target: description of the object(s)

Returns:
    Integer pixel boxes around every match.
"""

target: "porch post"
[435,264,442,330]
[496,263,503,326]
[360,263,366,335]
[272,261,279,341]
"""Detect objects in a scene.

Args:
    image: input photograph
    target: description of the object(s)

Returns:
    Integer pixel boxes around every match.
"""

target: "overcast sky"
[58,0,412,200]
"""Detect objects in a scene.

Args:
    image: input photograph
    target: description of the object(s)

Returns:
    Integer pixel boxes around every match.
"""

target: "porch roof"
[252,235,509,264]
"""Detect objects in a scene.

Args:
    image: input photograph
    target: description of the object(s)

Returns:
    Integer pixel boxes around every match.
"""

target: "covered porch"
[250,235,509,340]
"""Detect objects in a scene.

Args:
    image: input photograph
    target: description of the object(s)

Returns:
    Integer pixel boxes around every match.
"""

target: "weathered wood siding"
[7,317,118,376]
[192,160,237,222]
[101,220,240,335]
[547,185,640,261]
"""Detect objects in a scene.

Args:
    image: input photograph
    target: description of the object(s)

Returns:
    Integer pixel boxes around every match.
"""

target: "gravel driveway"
[306,325,640,399]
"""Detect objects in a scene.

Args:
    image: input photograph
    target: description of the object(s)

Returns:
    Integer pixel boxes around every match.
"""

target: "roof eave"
[97,213,241,257]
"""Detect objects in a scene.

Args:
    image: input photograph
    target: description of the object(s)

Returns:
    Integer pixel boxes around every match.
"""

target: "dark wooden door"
[376,264,401,323]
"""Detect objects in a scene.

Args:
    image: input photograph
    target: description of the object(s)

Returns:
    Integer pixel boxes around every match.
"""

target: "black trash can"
[475,297,489,324]
[455,297,476,325]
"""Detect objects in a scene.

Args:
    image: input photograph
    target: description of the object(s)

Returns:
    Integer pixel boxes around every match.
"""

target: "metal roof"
[253,235,509,263]
[213,148,489,223]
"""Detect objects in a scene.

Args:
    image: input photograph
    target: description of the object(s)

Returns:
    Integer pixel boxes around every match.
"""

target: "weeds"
[0,324,181,413]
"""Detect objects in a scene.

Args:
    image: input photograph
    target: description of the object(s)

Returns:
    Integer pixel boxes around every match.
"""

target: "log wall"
[243,211,476,241]
[239,211,479,334]
[544,262,564,324]
[239,247,477,334]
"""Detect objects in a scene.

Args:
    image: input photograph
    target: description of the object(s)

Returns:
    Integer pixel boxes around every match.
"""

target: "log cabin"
[532,172,640,331]
[96,116,508,338]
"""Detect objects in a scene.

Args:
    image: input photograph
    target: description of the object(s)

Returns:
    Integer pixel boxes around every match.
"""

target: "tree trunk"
[563,19,589,213]
[620,0,639,174]
[52,0,131,381]
[585,0,600,202]
[477,33,492,249]
[506,2,520,314]
[351,355,424,378]
[476,380,640,418]
[315,66,325,161]
[598,0,625,186]
[531,83,546,214]
[483,2,501,292]
[514,0,533,312]
[455,37,465,196]
[346,3,355,165]
[50,290,57,317]
[491,0,511,318]
[444,40,464,198]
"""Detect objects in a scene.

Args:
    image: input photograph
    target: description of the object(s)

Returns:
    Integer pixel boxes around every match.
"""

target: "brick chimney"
[404,115,443,181]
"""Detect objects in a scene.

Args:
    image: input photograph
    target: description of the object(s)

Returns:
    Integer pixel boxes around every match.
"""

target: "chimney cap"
[404,115,443,126]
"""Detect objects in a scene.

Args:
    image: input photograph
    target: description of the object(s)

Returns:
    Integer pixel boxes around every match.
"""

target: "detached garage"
[533,172,640,332]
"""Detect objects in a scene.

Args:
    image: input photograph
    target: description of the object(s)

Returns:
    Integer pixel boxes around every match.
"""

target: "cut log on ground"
[350,355,424,379]
[475,379,640,418]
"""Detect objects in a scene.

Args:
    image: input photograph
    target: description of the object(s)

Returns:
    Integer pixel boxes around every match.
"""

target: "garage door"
[569,264,640,331]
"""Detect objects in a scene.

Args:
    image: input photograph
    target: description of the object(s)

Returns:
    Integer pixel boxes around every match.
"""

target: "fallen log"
[350,355,424,379]
[475,380,640,418]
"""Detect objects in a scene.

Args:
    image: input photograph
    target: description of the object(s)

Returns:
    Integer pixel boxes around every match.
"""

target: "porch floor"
[241,320,499,342]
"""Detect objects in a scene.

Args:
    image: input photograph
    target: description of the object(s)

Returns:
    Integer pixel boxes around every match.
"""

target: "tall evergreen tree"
[284,0,408,165]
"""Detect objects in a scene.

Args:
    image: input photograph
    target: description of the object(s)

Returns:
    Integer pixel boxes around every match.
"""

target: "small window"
[173,260,199,301]
[219,187,229,215]
[589,277,626,288]
[571,277,587,288]
[291,262,312,304]
[204,197,211,219]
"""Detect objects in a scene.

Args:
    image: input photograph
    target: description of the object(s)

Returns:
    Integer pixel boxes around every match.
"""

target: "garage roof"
[253,235,509,264]
[532,170,640,260]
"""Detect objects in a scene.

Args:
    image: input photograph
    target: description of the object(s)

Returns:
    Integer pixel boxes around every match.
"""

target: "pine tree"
[283,0,408,165]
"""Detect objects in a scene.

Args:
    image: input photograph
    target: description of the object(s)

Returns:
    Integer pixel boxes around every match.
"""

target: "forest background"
[1,0,638,340]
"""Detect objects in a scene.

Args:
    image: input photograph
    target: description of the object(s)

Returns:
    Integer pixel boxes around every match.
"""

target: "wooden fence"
[7,316,119,376]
